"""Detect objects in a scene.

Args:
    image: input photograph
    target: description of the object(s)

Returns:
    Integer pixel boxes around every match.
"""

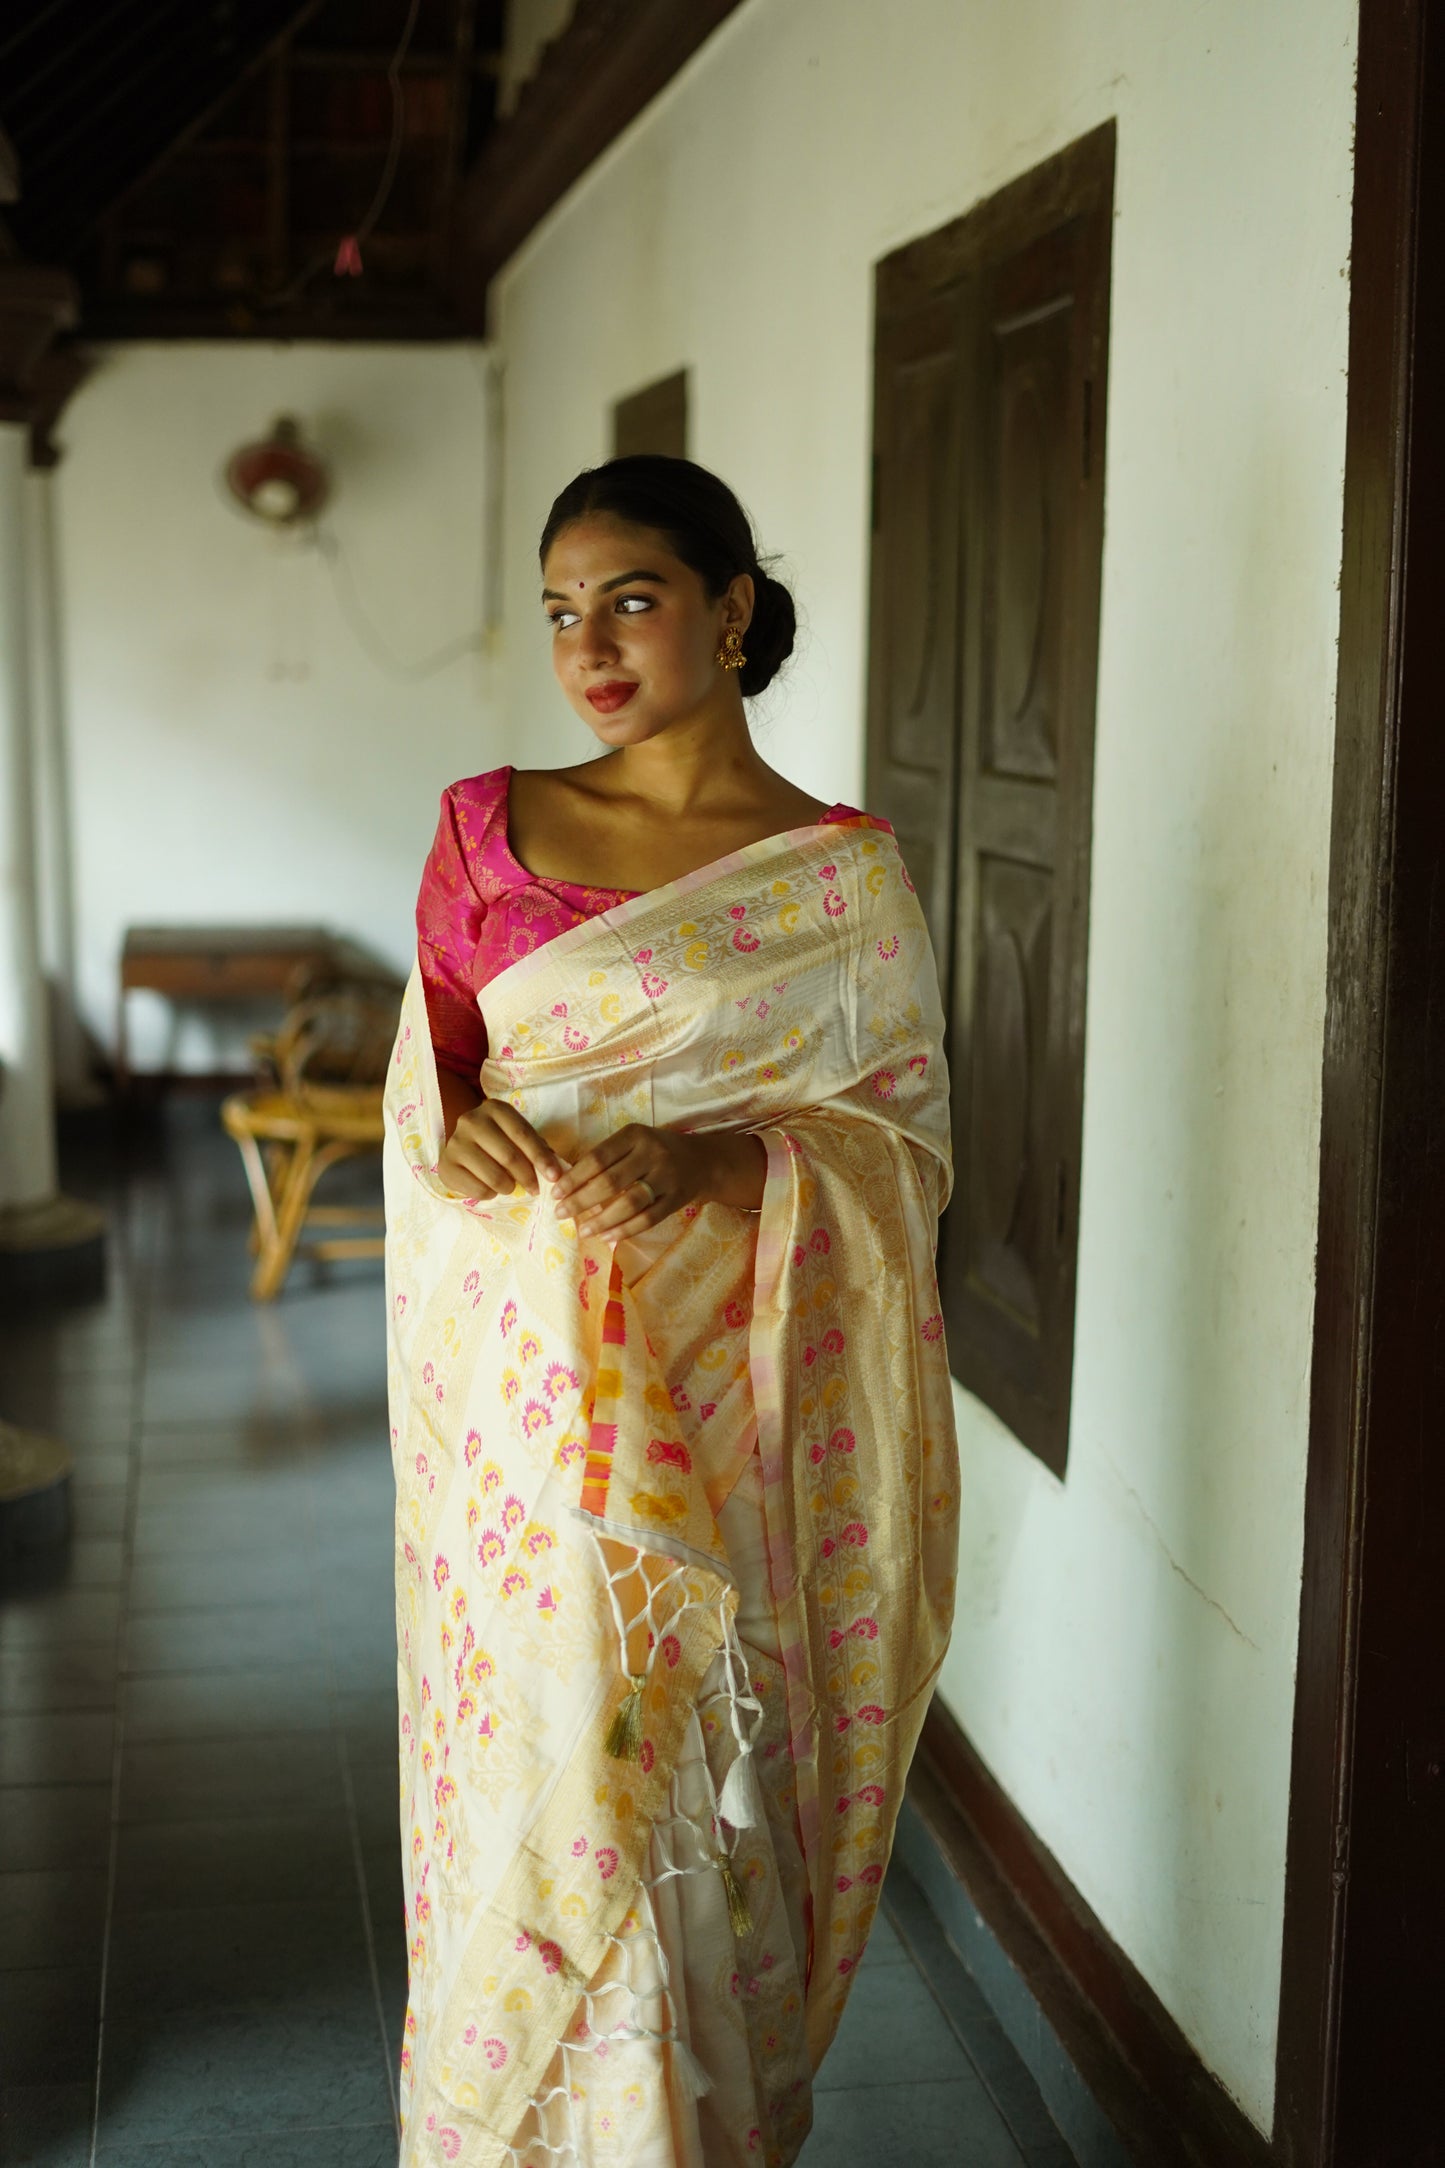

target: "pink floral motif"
[464,1429,482,1465]
[724,1299,747,1329]
[646,1437,691,1472]
[595,1846,619,1879]
[822,1327,846,1353]
[563,1025,591,1051]
[536,1585,558,1614]
[731,928,760,953]
[809,1227,831,1253]
[802,1344,816,1367]
[482,2036,508,2069]
[872,1069,897,1099]
[908,1052,929,1075]
[823,890,847,917]
[538,1939,563,1974]
[877,934,900,960]
[661,1633,681,1669]
[432,1554,450,1589]
[829,1426,857,1455]
[571,1835,588,1856]
[640,971,669,998]
[544,1361,579,1401]
[639,1739,654,1774]
[729,904,748,919]
[921,1313,944,1342]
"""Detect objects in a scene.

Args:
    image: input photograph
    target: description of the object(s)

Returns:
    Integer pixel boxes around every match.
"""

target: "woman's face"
[541,514,753,746]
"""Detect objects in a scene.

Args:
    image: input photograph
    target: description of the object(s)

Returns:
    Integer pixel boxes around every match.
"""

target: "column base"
[0,1192,107,1305]
[0,1419,72,1560]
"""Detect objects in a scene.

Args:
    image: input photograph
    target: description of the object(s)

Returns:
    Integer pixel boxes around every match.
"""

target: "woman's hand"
[438,1096,563,1203]
[550,1124,766,1243]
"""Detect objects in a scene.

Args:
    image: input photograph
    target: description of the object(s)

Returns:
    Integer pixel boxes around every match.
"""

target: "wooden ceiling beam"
[450,0,747,329]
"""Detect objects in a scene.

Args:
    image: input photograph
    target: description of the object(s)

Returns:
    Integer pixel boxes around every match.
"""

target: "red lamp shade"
[225,415,329,525]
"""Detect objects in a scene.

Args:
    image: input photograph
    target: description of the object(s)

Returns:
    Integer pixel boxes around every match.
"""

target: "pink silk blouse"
[416,765,862,1080]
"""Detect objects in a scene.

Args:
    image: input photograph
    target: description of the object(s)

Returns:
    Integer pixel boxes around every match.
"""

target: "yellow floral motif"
[626,1489,688,1526]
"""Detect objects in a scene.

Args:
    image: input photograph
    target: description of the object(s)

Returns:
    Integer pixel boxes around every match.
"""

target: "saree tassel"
[604,1672,647,1761]
[669,2037,713,2103]
[717,1849,753,1938]
[717,1743,761,1830]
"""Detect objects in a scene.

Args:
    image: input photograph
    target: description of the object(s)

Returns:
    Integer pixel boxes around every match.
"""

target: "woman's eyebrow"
[540,569,669,603]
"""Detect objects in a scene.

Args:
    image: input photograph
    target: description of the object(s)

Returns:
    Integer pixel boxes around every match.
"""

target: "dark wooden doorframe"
[1275,2,1445,2162]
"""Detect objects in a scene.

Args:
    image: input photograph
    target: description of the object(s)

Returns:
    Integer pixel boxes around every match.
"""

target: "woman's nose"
[576,611,620,666]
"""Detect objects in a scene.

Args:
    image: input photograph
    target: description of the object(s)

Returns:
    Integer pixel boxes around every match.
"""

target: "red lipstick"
[586,681,638,713]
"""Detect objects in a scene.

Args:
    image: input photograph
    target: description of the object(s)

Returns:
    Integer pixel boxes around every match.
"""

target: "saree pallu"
[383,814,960,2168]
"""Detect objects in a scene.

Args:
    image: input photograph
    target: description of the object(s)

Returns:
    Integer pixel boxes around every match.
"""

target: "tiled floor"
[0,1098,1077,2168]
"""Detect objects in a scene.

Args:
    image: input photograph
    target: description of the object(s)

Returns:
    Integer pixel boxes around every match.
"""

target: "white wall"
[485,0,1358,2131]
[53,343,497,1069]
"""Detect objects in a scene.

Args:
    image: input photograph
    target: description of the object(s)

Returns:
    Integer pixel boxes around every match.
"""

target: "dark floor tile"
[95,2000,395,2139]
[113,1814,358,1914]
[0,1644,119,1714]
[105,1898,370,2010]
[0,1588,123,1650]
[0,1786,112,1872]
[884,1865,1079,2165]
[118,1734,346,1826]
[123,1663,332,1741]
[0,1712,115,1786]
[127,1548,313,1613]
[0,1966,102,2086]
[815,1958,977,2092]
[68,1484,130,1540]
[0,1868,109,1970]
[123,1603,324,1678]
[0,2082,94,2167]
[861,1908,911,1967]
[801,2075,1024,2167]
[2,1539,126,1595]
[138,1423,312,1471]
[96,2128,400,2167]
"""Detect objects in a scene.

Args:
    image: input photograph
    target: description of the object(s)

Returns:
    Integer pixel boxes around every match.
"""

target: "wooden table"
[116,925,335,1090]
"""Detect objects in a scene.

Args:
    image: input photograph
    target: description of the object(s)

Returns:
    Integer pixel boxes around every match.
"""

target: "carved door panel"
[867,126,1113,1475]
[864,282,973,982]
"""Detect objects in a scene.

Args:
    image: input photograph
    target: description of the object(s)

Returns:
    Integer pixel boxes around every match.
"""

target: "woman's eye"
[547,610,578,630]
[616,595,652,613]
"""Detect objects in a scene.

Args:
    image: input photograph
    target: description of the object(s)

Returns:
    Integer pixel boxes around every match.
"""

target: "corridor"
[0,1101,1077,2167]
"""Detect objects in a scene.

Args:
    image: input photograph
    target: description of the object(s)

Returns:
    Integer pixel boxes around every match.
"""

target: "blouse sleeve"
[415,786,489,1082]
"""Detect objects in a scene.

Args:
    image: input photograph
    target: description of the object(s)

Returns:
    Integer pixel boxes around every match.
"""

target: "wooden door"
[866,125,1114,1476]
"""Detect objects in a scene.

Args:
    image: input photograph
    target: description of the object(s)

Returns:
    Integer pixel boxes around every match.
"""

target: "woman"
[384,456,959,2168]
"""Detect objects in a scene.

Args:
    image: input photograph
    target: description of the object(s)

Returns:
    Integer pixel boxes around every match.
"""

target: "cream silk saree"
[383,812,959,2168]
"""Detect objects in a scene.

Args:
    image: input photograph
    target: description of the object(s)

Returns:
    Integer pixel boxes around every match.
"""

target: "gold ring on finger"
[635,1176,657,1208]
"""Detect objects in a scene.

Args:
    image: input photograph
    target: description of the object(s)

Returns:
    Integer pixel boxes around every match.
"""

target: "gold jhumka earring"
[716,625,747,672]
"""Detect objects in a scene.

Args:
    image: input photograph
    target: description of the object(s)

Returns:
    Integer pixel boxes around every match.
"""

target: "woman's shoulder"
[444,765,512,820]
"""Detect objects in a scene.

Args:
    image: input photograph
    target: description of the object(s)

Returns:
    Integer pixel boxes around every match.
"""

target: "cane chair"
[221,981,400,1301]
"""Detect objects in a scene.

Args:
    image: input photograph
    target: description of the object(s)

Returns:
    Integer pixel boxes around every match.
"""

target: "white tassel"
[717,1744,761,1830]
[669,2037,713,2102]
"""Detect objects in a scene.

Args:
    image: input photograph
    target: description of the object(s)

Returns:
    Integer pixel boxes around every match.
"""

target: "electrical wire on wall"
[312,526,485,683]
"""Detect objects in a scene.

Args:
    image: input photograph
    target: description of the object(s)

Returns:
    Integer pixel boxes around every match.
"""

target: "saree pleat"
[384,815,958,2167]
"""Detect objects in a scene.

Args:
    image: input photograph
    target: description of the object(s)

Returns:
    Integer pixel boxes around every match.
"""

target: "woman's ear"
[724,569,755,636]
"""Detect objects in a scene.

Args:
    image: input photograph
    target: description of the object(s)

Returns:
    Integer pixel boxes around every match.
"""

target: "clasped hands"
[438,1097,767,1241]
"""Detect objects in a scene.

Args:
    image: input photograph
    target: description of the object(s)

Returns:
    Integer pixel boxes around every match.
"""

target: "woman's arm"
[437,1064,482,1144]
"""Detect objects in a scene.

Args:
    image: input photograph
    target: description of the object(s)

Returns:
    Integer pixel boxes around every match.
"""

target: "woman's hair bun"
[740,565,797,698]
[540,454,798,698]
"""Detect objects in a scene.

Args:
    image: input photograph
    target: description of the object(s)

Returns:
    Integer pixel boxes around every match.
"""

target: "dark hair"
[538,454,797,699]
